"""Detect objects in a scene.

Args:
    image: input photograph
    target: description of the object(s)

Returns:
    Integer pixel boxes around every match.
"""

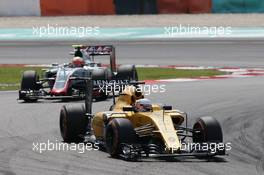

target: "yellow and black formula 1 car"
[59,79,226,161]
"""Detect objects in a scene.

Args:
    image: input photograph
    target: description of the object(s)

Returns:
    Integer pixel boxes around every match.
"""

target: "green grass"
[0,67,44,91]
[0,66,225,91]
[137,67,225,80]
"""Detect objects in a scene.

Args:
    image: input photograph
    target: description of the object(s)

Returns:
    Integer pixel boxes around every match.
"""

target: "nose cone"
[50,88,67,96]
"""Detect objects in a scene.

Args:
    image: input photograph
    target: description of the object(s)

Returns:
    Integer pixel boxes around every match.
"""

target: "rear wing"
[72,45,116,74]
[72,45,114,56]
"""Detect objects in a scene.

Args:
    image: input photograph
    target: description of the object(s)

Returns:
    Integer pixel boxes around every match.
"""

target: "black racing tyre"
[20,70,40,102]
[193,116,223,143]
[21,70,40,90]
[60,105,88,143]
[116,65,138,81]
[91,68,108,80]
[105,118,137,157]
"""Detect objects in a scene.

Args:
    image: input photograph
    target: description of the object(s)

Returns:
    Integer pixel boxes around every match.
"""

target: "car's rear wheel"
[60,105,88,143]
[116,65,138,81]
[105,118,137,157]
[20,70,40,102]
[92,68,108,80]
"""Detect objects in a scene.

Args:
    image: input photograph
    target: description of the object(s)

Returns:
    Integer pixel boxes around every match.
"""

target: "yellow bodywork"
[92,86,185,153]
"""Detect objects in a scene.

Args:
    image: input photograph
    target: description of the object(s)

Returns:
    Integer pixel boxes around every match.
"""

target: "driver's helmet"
[135,98,152,112]
[72,57,84,67]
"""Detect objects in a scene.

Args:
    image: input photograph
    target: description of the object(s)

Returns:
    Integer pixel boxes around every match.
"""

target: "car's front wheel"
[60,105,88,143]
[192,116,224,156]
[105,118,137,158]
[116,65,138,81]
[20,70,40,102]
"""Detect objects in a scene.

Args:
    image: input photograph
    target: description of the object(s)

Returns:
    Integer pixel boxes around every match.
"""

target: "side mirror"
[123,106,134,112]
[163,105,172,110]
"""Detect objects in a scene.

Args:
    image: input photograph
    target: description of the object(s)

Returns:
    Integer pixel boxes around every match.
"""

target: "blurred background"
[0,0,264,16]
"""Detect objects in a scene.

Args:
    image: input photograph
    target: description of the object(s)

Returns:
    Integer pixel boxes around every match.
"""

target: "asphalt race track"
[0,40,264,175]
[1,40,264,67]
